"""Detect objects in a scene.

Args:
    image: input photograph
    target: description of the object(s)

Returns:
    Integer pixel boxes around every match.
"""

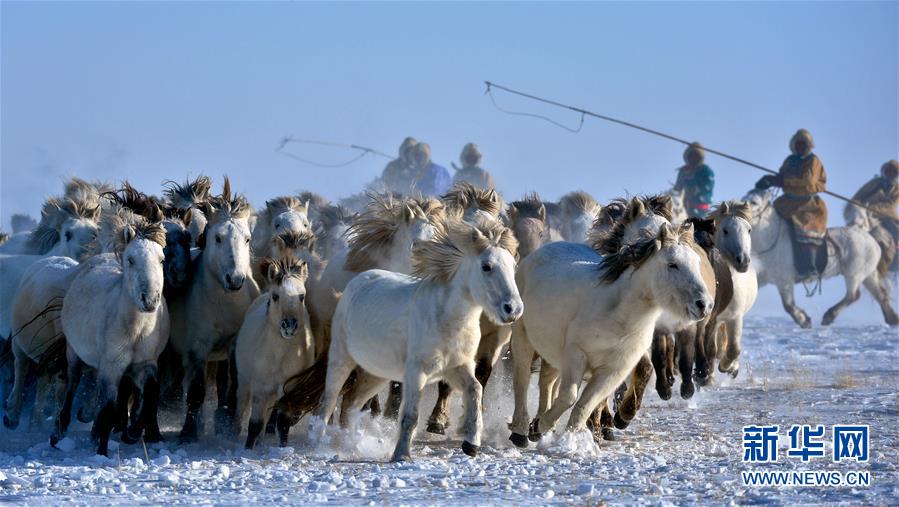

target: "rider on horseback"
[674,142,715,218]
[452,143,496,190]
[755,129,828,281]
[851,159,899,271]
[381,137,419,194]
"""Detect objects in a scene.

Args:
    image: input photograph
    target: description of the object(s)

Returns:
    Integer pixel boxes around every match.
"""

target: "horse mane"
[684,217,716,250]
[344,194,446,272]
[273,230,317,255]
[265,196,309,217]
[96,206,166,256]
[710,200,752,224]
[163,175,212,211]
[317,204,352,231]
[297,191,330,211]
[27,197,102,254]
[509,193,546,221]
[260,255,308,286]
[442,182,502,218]
[598,222,694,283]
[64,177,114,210]
[412,219,518,283]
[559,191,598,215]
[103,182,165,222]
[202,177,252,224]
[589,195,671,256]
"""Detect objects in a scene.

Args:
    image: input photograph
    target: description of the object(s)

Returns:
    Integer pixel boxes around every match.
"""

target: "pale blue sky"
[2,1,897,321]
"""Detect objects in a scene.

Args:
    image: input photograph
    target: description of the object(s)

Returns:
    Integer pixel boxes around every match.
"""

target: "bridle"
[749,191,783,256]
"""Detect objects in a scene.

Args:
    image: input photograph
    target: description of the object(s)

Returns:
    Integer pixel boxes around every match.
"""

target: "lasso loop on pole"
[276,137,393,168]
[486,82,584,133]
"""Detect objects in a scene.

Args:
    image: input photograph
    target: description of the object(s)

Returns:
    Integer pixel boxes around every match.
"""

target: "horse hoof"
[390,452,412,463]
[121,426,142,445]
[461,441,480,457]
[693,372,710,387]
[3,414,19,430]
[144,430,164,444]
[509,433,529,448]
[426,422,446,435]
[680,382,695,400]
[656,384,672,401]
[528,419,542,442]
[601,428,615,441]
[50,433,61,448]
[613,412,630,430]
[799,319,812,329]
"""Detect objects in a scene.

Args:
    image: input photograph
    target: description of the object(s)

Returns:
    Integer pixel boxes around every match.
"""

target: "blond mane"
[559,191,599,215]
[163,175,212,211]
[710,200,752,224]
[598,222,694,283]
[202,177,252,225]
[442,182,503,219]
[260,256,309,286]
[412,219,518,283]
[344,195,446,272]
[509,193,546,221]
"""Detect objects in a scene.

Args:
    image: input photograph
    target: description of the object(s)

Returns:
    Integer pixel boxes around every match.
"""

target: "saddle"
[786,224,829,283]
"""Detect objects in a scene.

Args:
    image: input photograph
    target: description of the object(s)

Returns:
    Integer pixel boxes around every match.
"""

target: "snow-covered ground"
[0,317,896,505]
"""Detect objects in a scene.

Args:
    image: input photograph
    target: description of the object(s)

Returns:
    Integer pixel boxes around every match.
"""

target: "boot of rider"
[797,243,819,280]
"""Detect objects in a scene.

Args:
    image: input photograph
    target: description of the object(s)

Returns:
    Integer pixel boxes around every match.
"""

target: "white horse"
[53,219,169,455]
[509,222,712,447]
[0,198,100,340]
[443,181,504,224]
[555,191,602,243]
[234,256,314,449]
[250,196,311,261]
[313,219,522,461]
[743,189,897,327]
[167,178,260,442]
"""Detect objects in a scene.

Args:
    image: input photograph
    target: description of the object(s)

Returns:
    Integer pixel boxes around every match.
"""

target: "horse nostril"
[503,303,513,315]
[696,300,707,312]
[225,274,232,285]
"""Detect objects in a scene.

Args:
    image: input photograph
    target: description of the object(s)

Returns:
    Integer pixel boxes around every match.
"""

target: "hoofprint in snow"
[0,317,895,505]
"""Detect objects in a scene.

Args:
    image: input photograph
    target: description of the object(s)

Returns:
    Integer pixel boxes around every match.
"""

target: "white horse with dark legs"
[312,219,522,461]
[509,222,712,447]
[234,257,314,449]
[743,189,897,327]
[167,178,260,442]
[52,219,169,455]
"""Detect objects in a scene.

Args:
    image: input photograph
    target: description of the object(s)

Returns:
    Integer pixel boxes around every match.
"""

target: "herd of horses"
[0,175,894,461]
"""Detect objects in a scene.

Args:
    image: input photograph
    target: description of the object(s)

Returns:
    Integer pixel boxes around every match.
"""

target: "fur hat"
[683,142,705,165]
[881,159,898,181]
[789,129,814,156]
[460,143,482,167]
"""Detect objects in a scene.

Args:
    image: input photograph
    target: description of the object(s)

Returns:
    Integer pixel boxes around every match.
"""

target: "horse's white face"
[467,245,523,325]
[59,218,98,260]
[649,242,712,322]
[716,215,753,272]
[463,208,495,225]
[268,276,307,339]
[205,218,253,291]
[622,214,669,245]
[273,210,311,236]
[123,238,166,313]
[387,218,438,274]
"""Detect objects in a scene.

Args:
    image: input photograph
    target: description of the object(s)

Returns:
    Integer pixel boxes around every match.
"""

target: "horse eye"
[298,294,305,303]
[271,294,279,302]
[275,223,281,229]
[748,227,752,233]
[215,236,222,244]
[481,263,492,273]
[128,258,135,266]
[64,231,72,241]
[667,262,678,270]
[723,229,729,235]
[245,238,250,244]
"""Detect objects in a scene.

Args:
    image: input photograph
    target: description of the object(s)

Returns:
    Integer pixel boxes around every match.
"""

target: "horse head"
[200,178,254,292]
[712,201,753,272]
[261,256,309,339]
[119,221,167,313]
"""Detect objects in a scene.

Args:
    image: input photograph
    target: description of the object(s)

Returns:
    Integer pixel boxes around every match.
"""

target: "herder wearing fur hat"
[453,143,496,190]
[381,137,418,194]
[674,142,715,218]
[756,129,828,281]
[850,159,899,272]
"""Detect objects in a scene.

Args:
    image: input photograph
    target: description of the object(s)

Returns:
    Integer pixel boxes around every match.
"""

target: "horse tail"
[277,353,357,422]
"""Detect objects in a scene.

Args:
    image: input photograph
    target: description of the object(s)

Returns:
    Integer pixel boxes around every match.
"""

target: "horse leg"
[50,348,82,447]
[534,346,587,437]
[447,363,483,457]
[777,284,811,329]
[613,352,653,429]
[3,343,34,429]
[264,410,278,435]
[139,365,163,443]
[94,365,128,457]
[822,277,862,326]
[383,382,402,420]
[245,392,277,450]
[178,358,206,443]
[340,370,388,427]
[695,318,717,386]
[650,330,672,400]
[536,359,559,415]
[425,382,452,435]
[862,274,899,326]
[75,370,99,423]
[233,378,251,440]
[509,323,536,447]
[567,365,628,433]
[718,318,744,378]
[676,327,697,399]
[113,372,136,436]
[214,353,238,437]
[311,338,356,436]
[585,399,615,442]
[391,369,426,462]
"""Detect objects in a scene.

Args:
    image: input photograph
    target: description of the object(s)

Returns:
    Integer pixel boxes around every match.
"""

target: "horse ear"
[537,203,547,223]
[720,201,730,215]
[265,258,281,284]
[629,197,646,221]
[679,222,694,243]
[301,200,310,214]
[508,204,518,221]
[182,208,193,227]
[403,205,416,222]
[122,225,136,245]
[298,260,309,280]
[222,176,232,202]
